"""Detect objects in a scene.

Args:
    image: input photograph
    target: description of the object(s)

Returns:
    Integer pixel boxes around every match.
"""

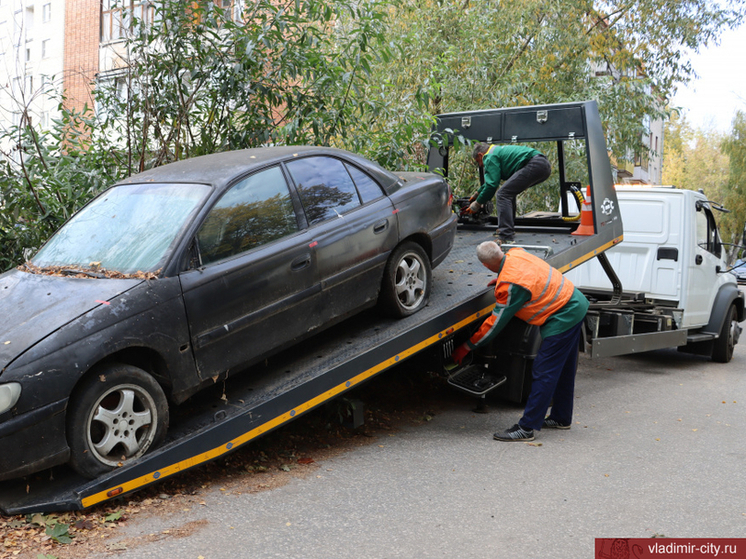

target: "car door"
[340,162,399,296]
[179,165,320,380]
[284,156,398,320]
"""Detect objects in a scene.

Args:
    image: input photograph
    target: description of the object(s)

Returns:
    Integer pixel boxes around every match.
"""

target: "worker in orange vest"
[452,241,589,441]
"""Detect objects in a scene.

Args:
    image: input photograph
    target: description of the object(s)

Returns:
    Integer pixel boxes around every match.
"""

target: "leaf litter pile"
[19,263,159,280]
[0,366,460,559]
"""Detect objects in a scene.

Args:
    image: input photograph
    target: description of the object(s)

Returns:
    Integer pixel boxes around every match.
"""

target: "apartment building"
[0,0,137,137]
[0,0,68,131]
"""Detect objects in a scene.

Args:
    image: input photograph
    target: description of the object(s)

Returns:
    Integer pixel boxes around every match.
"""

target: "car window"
[197,166,299,265]
[285,157,361,225]
[345,163,384,203]
[32,183,210,274]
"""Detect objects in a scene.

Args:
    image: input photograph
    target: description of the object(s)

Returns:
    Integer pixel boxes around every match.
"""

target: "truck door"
[684,204,722,327]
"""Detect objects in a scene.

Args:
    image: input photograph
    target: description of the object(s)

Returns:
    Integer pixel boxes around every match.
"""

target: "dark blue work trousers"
[519,320,583,431]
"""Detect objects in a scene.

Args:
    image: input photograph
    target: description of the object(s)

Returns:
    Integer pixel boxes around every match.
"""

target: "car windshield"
[31,183,210,275]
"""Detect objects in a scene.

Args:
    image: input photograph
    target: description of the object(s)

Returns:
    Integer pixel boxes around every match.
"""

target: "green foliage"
[662,109,746,263]
[45,522,73,545]
[721,111,746,260]
[104,510,124,522]
[0,106,123,271]
[95,0,394,172]
[369,0,744,161]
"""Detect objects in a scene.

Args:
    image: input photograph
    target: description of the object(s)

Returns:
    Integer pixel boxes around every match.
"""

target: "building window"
[25,75,33,94]
[40,74,54,92]
[25,6,33,33]
[101,1,155,42]
[25,46,31,62]
[42,39,49,58]
[42,3,51,23]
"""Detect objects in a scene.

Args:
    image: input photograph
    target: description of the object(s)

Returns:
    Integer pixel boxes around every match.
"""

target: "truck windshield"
[31,183,210,275]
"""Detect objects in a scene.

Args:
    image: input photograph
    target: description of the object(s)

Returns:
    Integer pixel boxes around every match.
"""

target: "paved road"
[103,332,746,559]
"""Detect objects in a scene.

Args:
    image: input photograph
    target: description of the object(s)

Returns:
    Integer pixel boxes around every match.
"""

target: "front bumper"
[0,398,70,481]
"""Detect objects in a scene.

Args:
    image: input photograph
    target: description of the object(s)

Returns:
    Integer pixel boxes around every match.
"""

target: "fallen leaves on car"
[19,262,160,280]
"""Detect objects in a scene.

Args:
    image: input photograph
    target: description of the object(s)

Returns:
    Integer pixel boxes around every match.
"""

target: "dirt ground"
[0,366,461,559]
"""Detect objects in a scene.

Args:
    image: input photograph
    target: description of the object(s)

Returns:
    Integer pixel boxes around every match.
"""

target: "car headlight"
[0,383,21,414]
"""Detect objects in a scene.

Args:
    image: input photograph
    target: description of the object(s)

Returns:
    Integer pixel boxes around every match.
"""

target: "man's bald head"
[476,241,504,273]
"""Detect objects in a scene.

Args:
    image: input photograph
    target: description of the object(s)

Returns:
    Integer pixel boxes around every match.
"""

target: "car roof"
[116,146,400,193]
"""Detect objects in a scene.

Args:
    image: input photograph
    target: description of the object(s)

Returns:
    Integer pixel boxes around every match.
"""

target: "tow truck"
[6,99,730,515]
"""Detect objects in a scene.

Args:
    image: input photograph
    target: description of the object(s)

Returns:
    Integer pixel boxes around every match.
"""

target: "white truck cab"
[566,185,744,362]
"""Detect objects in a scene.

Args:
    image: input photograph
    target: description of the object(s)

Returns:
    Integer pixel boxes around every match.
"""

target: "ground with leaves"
[0,367,456,559]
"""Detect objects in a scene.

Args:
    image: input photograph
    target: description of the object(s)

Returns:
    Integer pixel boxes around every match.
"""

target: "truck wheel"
[380,242,432,318]
[712,304,739,363]
[67,364,169,479]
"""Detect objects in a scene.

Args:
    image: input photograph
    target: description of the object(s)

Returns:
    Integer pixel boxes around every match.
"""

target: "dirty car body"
[0,146,456,481]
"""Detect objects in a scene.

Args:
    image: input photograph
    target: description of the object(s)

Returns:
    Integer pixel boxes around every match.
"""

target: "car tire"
[712,304,739,363]
[379,241,432,318]
[67,364,169,479]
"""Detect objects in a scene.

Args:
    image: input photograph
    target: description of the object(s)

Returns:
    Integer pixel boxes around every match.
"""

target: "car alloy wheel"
[67,364,169,478]
[380,241,432,318]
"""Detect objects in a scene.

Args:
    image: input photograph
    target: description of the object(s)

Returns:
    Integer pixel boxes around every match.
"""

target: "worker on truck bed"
[452,241,589,442]
[466,142,551,244]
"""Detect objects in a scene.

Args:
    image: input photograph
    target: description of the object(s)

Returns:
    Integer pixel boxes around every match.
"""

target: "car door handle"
[373,220,388,234]
[291,253,312,271]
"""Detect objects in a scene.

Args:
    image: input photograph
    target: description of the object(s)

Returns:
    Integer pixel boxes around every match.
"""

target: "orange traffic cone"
[572,185,594,236]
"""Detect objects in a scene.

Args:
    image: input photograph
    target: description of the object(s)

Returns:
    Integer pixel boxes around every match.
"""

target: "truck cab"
[565,185,744,362]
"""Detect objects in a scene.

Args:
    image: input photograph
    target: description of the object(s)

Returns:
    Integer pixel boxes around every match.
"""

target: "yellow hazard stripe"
[81,303,495,509]
[556,234,623,273]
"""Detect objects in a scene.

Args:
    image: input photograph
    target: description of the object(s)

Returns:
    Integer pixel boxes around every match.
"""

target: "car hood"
[0,269,143,369]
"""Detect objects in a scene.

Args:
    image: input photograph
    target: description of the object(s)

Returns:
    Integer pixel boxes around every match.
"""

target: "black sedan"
[0,146,456,480]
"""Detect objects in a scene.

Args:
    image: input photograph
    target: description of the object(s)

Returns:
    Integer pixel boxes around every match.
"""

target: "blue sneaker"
[493,423,534,442]
[543,418,571,430]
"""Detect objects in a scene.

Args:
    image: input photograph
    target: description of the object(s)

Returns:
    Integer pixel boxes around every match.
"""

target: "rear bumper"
[0,399,70,481]
[431,213,458,269]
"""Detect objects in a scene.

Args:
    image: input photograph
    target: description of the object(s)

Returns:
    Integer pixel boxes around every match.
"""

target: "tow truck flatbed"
[1,100,624,515]
[0,229,502,515]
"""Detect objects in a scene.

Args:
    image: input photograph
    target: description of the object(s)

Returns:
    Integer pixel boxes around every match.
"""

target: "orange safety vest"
[495,248,574,326]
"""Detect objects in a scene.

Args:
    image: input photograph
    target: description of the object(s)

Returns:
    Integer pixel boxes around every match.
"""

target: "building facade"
[0,0,144,138]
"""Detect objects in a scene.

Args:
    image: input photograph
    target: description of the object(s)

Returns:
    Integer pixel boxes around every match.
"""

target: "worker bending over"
[452,241,589,441]
[467,143,551,243]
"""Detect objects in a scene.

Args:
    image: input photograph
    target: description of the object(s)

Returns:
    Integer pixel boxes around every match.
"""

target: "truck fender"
[702,283,745,336]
